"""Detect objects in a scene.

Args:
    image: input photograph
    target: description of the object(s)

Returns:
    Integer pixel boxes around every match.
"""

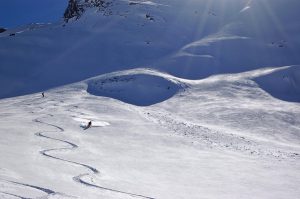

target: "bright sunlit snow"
[0,0,299,199]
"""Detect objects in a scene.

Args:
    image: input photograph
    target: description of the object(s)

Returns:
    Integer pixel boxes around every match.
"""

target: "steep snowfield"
[1,0,300,198]
[0,0,300,98]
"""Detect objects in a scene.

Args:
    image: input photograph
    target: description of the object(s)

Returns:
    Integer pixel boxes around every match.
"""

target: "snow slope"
[0,68,300,199]
[0,0,300,99]
[1,0,300,198]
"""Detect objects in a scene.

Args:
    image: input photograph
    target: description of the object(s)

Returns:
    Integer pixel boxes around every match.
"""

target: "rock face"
[64,0,108,21]
[64,0,84,21]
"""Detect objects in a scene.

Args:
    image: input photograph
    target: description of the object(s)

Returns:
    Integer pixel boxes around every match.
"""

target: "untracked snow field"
[0,68,299,199]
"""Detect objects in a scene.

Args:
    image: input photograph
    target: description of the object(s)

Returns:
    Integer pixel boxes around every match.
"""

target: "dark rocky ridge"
[64,0,109,22]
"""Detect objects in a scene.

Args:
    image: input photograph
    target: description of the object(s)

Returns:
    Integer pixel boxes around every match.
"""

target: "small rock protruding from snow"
[0,27,6,33]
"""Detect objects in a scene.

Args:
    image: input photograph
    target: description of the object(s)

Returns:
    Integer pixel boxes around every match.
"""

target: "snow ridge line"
[34,117,156,199]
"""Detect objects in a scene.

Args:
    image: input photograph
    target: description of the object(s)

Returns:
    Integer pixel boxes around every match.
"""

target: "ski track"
[0,101,67,199]
[33,115,155,199]
[0,179,57,199]
[0,191,31,199]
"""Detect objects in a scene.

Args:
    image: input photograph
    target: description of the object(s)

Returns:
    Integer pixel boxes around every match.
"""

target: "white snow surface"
[0,67,300,199]
[1,0,300,199]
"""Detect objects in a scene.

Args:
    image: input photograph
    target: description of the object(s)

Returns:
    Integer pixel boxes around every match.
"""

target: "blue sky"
[0,0,68,28]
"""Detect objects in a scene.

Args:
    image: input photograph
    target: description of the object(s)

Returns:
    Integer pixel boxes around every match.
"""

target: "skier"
[42,92,45,97]
[84,121,92,130]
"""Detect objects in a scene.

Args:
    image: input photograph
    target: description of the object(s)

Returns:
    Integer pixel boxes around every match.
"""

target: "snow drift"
[254,65,300,102]
[86,70,182,106]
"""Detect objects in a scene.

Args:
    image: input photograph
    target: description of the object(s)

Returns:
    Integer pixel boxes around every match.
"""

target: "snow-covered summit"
[0,0,300,99]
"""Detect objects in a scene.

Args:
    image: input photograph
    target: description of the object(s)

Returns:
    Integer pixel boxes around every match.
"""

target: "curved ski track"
[34,117,155,199]
[0,191,30,199]
[0,178,62,199]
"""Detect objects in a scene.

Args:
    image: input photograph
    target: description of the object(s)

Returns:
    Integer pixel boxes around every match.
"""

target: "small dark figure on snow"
[42,92,45,97]
[84,121,92,130]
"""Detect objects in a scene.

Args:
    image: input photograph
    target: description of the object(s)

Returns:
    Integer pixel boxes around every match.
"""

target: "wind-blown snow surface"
[1,0,300,198]
[1,0,300,98]
[0,68,300,199]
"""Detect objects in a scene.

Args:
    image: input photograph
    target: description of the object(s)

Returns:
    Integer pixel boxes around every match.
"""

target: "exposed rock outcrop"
[64,0,109,22]
[0,27,6,33]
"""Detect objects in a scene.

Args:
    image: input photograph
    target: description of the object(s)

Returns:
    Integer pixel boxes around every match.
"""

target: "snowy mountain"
[1,0,300,99]
[0,0,300,199]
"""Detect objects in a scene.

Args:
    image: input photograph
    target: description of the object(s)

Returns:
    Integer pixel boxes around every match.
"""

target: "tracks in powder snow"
[33,116,155,199]
[0,178,69,199]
